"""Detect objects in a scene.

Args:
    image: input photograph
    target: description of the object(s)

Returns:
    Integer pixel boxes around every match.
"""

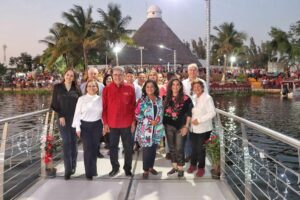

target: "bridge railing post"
[40,112,49,178]
[215,113,225,181]
[241,123,252,199]
[0,122,8,200]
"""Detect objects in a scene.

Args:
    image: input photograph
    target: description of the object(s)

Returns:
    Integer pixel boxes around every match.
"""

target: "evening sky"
[0,0,299,63]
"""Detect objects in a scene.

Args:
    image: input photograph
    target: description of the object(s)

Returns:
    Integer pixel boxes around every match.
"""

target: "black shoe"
[133,143,140,151]
[125,170,133,177]
[97,152,104,158]
[142,171,149,179]
[64,174,71,180]
[165,153,171,160]
[178,170,184,177]
[149,168,158,175]
[71,168,76,175]
[167,168,178,175]
[109,169,119,177]
[86,176,93,180]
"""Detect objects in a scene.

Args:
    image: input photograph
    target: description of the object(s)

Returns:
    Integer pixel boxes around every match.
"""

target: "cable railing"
[215,108,300,200]
[0,109,63,200]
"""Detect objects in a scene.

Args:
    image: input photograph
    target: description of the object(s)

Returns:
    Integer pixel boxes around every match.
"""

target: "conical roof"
[118,7,199,66]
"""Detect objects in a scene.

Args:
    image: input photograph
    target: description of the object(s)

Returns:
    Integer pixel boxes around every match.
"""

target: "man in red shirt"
[102,66,136,177]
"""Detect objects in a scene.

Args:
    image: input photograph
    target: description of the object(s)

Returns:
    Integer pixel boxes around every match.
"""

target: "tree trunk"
[83,46,88,71]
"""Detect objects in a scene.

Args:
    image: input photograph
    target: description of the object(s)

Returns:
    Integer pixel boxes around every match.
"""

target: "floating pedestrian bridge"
[0,109,299,200]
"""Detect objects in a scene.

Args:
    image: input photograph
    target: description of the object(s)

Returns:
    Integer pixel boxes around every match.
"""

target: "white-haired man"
[182,63,207,163]
[80,67,105,95]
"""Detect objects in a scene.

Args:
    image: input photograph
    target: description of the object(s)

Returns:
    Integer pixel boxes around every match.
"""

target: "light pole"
[138,46,144,68]
[159,44,176,72]
[3,44,7,65]
[205,0,211,92]
[105,52,108,68]
[113,46,121,66]
[218,58,220,66]
[222,54,227,83]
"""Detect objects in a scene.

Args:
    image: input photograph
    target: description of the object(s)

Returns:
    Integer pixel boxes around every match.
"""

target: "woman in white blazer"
[187,79,216,177]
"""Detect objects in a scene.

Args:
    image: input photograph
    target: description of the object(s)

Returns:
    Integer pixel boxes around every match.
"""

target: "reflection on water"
[214,95,300,199]
[214,95,300,169]
[0,94,51,119]
[214,95,300,139]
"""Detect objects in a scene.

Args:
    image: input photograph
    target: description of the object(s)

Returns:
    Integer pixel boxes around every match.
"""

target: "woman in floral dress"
[163,78,193,177]
[135,80,165,179]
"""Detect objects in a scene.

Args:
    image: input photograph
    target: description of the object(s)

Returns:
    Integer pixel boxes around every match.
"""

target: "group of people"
[50,63,216,180]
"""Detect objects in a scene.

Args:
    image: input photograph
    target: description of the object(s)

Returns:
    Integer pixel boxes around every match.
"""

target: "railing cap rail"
[216,108,300,149]
[0,109,50,124]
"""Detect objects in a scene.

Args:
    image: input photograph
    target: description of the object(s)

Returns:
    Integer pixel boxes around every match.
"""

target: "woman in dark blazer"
[51,68,81,180]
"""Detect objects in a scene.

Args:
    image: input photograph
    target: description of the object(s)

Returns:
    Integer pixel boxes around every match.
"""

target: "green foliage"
[9,53,33,72]
[211,22,247,66]
[40,3,133,72]
[191,37,206,59]
[236,73,247,82]
[205,134,220,166]
[0,63,6,75]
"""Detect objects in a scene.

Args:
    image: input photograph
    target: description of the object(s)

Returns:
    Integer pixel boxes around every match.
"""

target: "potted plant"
[205,134,221,179]
[41,134,57,178]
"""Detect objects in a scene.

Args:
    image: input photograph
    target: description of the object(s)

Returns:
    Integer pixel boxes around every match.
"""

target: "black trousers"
[80,120,103,177]
[58,122,77,175]
[109,127,133,172]
[142,144,157,171]
[190,131,211,168]
[165,124,186,166]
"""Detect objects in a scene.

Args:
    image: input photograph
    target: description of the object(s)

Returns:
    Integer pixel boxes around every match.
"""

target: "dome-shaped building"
[118,5,199,66]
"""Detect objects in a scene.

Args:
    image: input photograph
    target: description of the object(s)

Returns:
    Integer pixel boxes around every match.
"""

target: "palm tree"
[211,22,247,81]
[269,27,292,64]
[40,23,73,69]
[62,5,101,69]
[212,22,247,58]
[97,3,134,46]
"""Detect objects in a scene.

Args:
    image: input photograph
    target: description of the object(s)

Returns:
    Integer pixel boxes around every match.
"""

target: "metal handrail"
[216,108,300,200]
[216,108,300,149]
[0,109,49,124]
[0,109,61,200]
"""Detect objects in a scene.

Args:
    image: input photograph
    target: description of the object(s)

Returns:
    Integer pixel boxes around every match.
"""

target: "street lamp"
[159,44,176,72]
[217,58,220,66]
[113,46,121,66]
[230,56,236,70]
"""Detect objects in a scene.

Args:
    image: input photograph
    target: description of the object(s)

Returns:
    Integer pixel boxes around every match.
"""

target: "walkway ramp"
[18,147,236,200]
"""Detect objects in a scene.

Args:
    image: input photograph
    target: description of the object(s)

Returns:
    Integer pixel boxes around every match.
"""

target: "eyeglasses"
[87,85,97,88]
[113,74,123,77]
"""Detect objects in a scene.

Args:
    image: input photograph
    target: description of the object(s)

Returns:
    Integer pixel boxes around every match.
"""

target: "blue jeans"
[142,144,157,171]
[58,122,77,175]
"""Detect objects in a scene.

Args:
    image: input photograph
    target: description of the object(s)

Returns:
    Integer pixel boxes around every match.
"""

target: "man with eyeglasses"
[102,66,136,177]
